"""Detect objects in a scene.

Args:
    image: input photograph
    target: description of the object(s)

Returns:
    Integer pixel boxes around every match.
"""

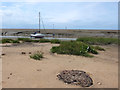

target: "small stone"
[21,52,26,54]
[29,52,32,54]
[37,69,42,71]
[7,77,10,79]
[97,82,102,85]
[10,73,12,75]
[1,53,5,56]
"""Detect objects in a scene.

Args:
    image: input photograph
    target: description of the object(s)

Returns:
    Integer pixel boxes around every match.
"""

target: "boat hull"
[30,33,45,38]
[31,36,44,38]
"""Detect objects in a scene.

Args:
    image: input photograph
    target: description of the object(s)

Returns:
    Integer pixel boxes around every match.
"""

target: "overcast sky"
[1,2,118,29]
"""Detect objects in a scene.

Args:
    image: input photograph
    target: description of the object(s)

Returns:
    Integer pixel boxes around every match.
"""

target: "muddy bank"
[1,29,118,38]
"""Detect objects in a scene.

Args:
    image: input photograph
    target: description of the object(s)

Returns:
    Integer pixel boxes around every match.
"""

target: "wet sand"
[1,42,118,88]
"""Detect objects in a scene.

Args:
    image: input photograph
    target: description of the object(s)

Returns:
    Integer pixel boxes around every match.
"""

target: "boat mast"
[39,12,40,33]
[53,24,54,29]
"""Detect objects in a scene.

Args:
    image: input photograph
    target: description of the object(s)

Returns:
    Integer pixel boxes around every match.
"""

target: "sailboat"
[30,12,45,38]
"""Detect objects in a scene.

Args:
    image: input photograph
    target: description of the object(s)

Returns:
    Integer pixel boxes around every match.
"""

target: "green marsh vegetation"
[93,46,105,51]
[1,37,119,45]
[50,39,61,44]
[77,37,119,45]
[17,38,61,43]
[50,41,103,57]
[17,38,32,42]
[30,51,43,60]
[39,39,50,43]
[2,37,119,58]
[50,37,120,57]
[1,39,19,43]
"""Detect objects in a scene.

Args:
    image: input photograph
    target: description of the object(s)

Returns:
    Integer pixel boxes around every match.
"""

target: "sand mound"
[57,70,93,87]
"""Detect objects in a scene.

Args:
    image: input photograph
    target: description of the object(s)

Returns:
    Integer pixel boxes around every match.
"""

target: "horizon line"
[0,28,118,30]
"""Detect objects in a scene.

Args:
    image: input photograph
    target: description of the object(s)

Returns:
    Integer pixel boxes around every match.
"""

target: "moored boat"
[30,33,45,38]
[30,12,45,38]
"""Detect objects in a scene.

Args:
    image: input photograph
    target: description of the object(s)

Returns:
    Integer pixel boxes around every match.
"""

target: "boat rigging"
[30,12,45,38]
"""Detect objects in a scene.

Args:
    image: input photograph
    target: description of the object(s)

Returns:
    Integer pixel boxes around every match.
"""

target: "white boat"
[30,33,45,38]
[30,12,45,38]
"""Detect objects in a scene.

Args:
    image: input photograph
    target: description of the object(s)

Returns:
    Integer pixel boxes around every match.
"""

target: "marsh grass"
[1,37,119,45]
[12,40,20,43]
[1,39,19,43]
[50,39,61,44]
[39,39,61,44]
[1,38,57,43]
[30,51,43,60]
[31,40,40,42]
[51,41,98,57]
[39,39,50,43]
[1,38,106,58]
[18,38,50,43]
[17,38,32,42]
[1,39,14,43]
[93,46,105,51]
[77,37,119,45]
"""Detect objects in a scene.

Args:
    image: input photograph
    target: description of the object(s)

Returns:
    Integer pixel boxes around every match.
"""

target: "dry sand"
[1,43,118,88]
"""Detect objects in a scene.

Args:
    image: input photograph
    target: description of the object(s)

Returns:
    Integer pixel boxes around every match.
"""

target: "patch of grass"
[31,40,40,42]
[12,40,20,43]
[18,38,50,43]
[39,39,50,43]
[77,37,119,45]
[30,51,43,60]
[1,39,19,43]
[50,39,61,44]
[1,39,14,43]
[17,38,32,42]
[51,41,98,57]
[93,46,105,51]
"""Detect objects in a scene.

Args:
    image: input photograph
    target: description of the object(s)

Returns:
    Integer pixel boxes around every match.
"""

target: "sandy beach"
[1,1,118,88]
[1,42,118,88]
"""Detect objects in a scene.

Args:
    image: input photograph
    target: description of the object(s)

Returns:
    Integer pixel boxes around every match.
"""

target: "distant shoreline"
[0,29,118,32]
[0,29,118,38]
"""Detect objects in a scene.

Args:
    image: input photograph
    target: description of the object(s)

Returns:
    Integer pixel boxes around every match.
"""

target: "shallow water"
[0,36,29,38]
[0,36,77,41]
